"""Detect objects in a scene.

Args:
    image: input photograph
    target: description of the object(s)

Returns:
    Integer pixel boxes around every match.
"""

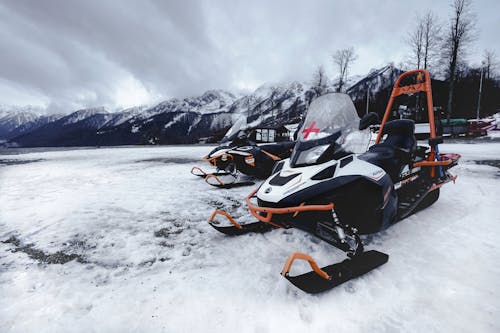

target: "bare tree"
[422,11,442,70]
[483,49,498,79]
[406,18,424,69]
[406,11,442,70]
[312,65,328,89]
[332,47,357,92]
[442,0,476,121]
[311,65,329,96]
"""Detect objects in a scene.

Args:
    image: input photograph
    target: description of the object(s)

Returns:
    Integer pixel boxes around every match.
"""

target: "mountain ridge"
[2,65,405,147]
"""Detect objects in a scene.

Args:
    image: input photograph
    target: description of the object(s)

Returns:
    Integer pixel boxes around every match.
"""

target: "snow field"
[0,143,499,332]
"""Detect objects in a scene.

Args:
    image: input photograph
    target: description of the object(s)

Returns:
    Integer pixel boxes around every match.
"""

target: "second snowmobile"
[208,70,460,293]
[191,117,295,188]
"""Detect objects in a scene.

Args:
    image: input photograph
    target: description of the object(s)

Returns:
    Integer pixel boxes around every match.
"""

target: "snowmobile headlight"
[295,144,329,165]
[221,154,228,161]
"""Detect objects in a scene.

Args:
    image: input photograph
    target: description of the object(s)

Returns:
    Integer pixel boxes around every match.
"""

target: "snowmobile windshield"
[290,93,370,167]
[220,117,248,146]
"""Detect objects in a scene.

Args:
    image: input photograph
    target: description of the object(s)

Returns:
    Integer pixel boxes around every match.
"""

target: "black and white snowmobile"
[208,70,460,293]
[192,117,295,188]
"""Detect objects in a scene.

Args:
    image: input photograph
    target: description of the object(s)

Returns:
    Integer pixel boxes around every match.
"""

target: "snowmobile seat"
[259,141,295,159]
[360,120,416,181]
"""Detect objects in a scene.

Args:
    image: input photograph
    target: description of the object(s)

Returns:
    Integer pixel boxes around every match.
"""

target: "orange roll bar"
[375,69,439,176]
[376,69,436,145]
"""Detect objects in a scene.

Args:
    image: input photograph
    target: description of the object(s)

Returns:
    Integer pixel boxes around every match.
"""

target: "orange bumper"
[245,189,334,228]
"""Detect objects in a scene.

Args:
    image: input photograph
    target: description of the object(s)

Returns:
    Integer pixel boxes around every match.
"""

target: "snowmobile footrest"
[281,250,389,294]
[208,210,274,235]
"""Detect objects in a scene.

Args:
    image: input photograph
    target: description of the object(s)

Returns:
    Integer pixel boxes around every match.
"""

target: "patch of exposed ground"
[2,236,86,264]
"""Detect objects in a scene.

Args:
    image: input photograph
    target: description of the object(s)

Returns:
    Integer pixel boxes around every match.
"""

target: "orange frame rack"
[375,69,458,177]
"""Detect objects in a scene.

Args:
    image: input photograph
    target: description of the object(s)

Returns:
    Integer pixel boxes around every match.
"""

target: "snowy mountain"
[242,81,311,127]
[345,64,404,117]
[0,106,62,140]
[5,91,241,147]
[91,90,241,145]
[6,83,319,147]
[5,114,62,140]
[8,107,112,147]
[102,106,148,128]
[61,107,109,126]
[5,65,406,147]
[347,64,402,104]
[137,90,237,120]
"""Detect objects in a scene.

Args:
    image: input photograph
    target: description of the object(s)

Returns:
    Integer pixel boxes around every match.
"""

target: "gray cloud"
[0,0,498,113]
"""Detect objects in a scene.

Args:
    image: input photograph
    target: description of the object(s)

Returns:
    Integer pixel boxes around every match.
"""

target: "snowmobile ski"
[190,166,232,178]
[204,174,255,189]
[281,250,389,294]
[208,210,275,235]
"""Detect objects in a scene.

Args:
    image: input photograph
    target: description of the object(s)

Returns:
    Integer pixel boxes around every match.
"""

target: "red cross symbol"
[302,121,320,139]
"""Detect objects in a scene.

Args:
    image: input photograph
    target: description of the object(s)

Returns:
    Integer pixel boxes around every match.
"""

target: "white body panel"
[257,154,386,203]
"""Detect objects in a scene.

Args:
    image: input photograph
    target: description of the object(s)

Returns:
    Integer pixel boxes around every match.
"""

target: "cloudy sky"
[0,0,498,113]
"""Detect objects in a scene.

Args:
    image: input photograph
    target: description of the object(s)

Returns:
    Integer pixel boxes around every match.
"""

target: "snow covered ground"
[0,142,499,333]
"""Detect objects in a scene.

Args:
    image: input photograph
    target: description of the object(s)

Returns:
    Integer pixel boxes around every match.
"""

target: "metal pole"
[476,62,485,120]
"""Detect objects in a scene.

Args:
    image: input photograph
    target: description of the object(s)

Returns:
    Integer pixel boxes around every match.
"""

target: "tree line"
[311,0,498,120]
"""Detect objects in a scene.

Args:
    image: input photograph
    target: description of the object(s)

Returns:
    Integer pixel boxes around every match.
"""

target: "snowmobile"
[208,70,460,293]
[191,117,295,188]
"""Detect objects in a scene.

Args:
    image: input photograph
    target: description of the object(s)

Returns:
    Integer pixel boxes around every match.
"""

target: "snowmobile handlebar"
[245,189,334,228]
[281,252,330,280]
